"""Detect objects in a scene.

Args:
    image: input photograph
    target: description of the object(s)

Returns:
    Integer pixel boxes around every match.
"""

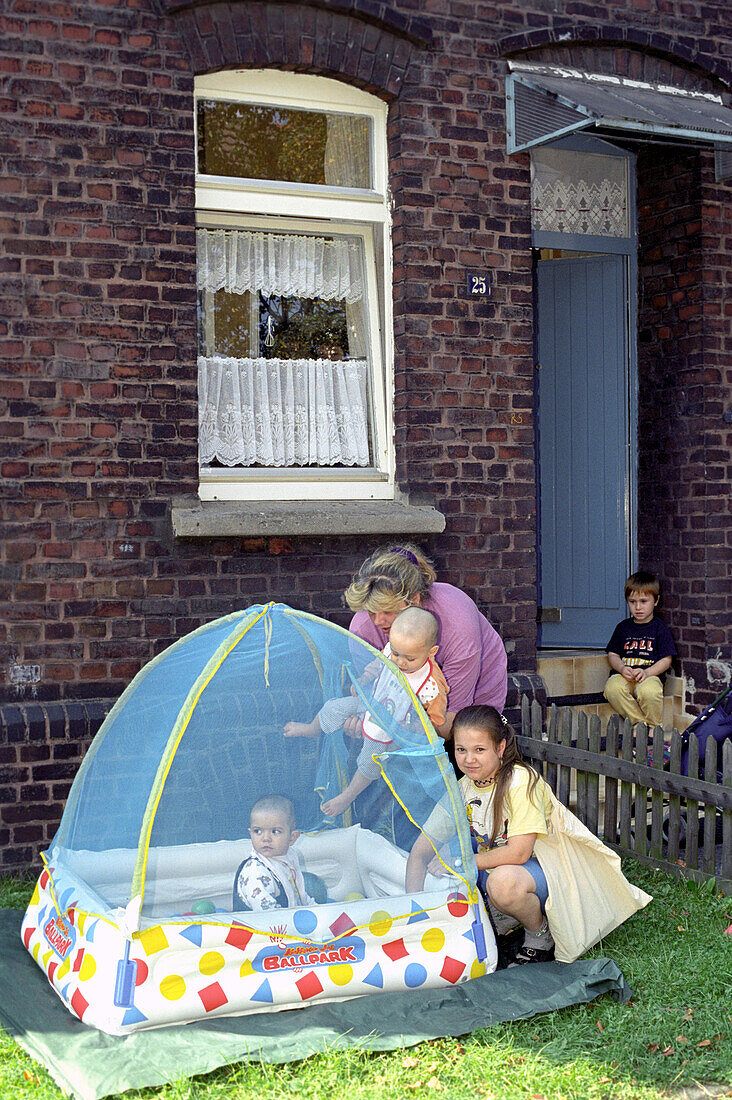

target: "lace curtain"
[530,147,629,237]
[199,355,370,467]
[197,228,372,468]
[196,229,364,303]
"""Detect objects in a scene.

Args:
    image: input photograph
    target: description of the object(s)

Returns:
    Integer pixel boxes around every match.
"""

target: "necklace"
[473,775,497,787]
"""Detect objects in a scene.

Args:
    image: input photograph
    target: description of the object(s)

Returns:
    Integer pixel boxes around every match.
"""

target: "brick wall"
[0,0,542,713]
[636,145,732,711]
[636,146,705,695]
[0,700,108,869]
[1,0,198,703]
[1,0,731,868]
[699,155,732,703]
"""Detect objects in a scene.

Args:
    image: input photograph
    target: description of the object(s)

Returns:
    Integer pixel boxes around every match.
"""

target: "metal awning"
[506,65,732,153]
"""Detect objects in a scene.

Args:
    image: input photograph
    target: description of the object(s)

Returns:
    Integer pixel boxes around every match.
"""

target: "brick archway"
[161,0,426,97]
[498,24,732,91]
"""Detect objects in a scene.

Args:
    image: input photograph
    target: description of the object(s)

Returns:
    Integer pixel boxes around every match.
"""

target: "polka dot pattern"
[160,974,186,1000]
[447,892,469,918]
[421,927,445,953]
[78,954,97,981]
[293,909,317,935]
[404,963,427,988]
[328,964,353,986]
[199,951,225,976]
[470,959,487,979]
[368,910,392,937]
[24,864,494,1032]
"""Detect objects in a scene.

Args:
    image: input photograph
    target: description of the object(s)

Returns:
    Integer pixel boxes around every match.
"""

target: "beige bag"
[535,787,652,963]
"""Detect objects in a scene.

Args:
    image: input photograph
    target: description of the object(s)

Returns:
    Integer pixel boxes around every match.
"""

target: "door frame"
[531,133,638,648]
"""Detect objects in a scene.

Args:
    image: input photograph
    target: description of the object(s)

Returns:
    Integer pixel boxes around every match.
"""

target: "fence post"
[703,739,718,877]
[531,699,543,770]
[686,736,700,871]
[576,710,589,825]
[521,693,530,739]
[666,731,682,864]
[619,719,633,849]
[634,723,648,858]
[587,714,601,837]
[603,713,619,845]
[557,708,573,806]
[649,724,665,860]
[547,705,558,792]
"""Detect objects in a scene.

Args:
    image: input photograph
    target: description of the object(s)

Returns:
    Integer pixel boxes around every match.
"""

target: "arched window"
[195,71,393,502]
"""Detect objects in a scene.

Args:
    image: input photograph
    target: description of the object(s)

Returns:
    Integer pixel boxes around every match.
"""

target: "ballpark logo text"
[253,936,365,973]
[43,912,76,960]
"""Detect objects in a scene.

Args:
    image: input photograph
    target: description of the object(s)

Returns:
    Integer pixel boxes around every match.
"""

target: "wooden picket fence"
[517,696,732,896]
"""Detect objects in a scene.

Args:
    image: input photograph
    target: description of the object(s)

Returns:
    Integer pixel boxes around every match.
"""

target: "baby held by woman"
[284,606,448,817]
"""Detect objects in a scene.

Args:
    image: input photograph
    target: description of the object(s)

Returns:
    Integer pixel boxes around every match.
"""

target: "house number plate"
[467,273,491,296]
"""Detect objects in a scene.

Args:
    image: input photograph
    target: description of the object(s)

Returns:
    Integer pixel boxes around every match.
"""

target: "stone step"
[537,650,693,733]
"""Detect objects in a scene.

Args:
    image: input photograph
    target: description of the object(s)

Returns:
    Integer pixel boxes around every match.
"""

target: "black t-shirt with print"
[606,616,677,677]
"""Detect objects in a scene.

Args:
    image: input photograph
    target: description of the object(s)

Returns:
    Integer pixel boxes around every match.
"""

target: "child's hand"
[284,720,319,738]
[621,665,636,681]
[427,854,449,878]
[633,669,648,682]
[342,715,363,739]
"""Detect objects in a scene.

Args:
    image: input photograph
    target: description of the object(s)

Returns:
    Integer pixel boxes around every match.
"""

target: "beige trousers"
[604,673,664,727]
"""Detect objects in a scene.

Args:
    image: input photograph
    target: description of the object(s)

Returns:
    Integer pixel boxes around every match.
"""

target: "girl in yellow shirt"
[406,705,650,966]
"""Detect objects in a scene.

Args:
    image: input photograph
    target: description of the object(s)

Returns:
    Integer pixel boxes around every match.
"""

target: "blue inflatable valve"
[114,941,138,1008]
[471,901,488,961]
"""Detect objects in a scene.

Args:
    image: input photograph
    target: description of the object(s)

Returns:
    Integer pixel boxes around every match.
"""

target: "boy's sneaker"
[508,942,555,966]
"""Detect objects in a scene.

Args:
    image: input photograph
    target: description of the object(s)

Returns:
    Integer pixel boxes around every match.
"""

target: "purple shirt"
[349,582,508,713]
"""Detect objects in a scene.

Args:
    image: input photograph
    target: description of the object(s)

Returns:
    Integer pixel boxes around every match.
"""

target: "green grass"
[1,862,731,1099]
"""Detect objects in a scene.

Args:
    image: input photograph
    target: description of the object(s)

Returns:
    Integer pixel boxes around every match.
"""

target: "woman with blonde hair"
[345,543,507,740]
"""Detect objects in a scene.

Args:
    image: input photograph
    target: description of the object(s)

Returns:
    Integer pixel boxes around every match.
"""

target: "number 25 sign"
[467,273,491,296]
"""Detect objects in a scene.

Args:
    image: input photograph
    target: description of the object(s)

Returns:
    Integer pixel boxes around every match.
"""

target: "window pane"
[197,228,373,468]
[197,100,371,189]
[198,289,255,358]
[531,147,629,237]
[260,296,349,360]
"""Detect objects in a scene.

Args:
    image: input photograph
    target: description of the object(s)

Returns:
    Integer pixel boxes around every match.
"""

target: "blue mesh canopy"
[49,604,479,923]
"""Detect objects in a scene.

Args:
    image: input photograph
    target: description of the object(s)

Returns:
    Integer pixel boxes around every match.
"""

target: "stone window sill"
[171,496,446,538]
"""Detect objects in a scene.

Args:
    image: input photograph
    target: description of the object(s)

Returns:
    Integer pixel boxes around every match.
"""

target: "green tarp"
[0,910,631,1100]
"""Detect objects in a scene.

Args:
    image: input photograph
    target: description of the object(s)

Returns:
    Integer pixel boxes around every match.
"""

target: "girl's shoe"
[507,942,555,966]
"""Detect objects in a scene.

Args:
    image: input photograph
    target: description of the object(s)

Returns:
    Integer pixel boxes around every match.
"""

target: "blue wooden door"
[537,255,630,647]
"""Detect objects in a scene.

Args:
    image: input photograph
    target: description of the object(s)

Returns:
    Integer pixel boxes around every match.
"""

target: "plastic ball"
[344,892,365,902]
[191,900,216,915]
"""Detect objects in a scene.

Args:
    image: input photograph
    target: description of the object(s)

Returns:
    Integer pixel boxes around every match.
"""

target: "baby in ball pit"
[233,795,318,912]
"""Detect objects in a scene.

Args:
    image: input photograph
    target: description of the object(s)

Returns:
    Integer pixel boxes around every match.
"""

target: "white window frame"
[194,70,394,502]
